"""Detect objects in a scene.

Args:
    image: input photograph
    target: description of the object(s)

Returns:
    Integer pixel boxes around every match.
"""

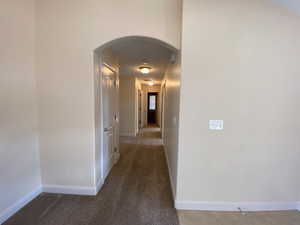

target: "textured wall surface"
[36,0,182,189]
[178,0,300,203]
[0,0,41,218]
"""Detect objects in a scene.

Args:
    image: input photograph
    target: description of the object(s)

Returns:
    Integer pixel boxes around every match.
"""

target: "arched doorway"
[93,36,178,189]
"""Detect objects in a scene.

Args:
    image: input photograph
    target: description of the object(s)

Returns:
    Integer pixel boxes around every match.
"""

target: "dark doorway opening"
[147,92,158,125]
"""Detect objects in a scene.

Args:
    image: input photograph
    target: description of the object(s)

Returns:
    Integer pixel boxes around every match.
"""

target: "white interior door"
[102,63,118,180]
[138,90,142,129]
[161,82,166,138]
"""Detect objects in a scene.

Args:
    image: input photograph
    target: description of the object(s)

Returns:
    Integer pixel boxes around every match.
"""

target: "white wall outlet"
[209,120,224,130]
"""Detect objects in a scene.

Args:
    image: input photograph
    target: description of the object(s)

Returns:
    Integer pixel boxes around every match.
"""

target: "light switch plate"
[209,120,224,130]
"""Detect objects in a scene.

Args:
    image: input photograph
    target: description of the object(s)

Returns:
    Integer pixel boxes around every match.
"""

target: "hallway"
[4,129,179,225]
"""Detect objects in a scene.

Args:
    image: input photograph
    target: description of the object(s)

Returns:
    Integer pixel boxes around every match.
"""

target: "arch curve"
[94,35,178,53]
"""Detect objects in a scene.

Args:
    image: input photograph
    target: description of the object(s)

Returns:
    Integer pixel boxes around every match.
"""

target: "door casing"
[147,92,158,124]
[97,57,120,184]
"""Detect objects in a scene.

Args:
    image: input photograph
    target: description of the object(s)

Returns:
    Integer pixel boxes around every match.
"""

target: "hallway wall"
[0,0,41,222]
[36,0,182,191]
[178,0,300,208]
[161,52,181,198]
[119,76,136,136]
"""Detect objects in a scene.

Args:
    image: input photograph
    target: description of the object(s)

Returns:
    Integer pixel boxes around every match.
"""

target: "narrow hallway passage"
[4,129,179,225]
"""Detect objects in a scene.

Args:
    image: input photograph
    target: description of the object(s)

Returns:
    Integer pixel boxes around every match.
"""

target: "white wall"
[36,0,182,192]
[178,0,300,208]
[162,52,181,198]
[0,0,41,222]
[119,76,136,136]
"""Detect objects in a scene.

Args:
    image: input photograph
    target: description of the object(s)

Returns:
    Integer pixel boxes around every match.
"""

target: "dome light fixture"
[148,81,154,86]
[139,66,151,74]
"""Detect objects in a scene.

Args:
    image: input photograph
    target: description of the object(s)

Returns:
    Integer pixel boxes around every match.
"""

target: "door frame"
[138,89,142,130]
[147,92,158,124]
[101,62,118,180]
[161,81,166,139]
[95,53,120,188]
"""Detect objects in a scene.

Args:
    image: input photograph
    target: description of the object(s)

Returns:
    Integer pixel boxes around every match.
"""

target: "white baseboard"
[1,182,102,224]
[96,179,104,194]
[120,132,136,137]
[0,186,42,224]
[297,202,300,211]
[175,200,300,212]
[163,146,176,201]
[43,184,97,196]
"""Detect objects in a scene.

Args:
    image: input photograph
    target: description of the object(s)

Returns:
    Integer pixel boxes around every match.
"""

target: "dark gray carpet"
[4,129,179,225]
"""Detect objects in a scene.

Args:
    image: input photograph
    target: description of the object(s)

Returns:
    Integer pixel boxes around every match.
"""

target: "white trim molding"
[0,186,42,224]
[163,146,176,201]
[120,132,136,137]
[175,200,300,212]
[43,185,97,196]
[96,179,104,194]
[0,183,103,224]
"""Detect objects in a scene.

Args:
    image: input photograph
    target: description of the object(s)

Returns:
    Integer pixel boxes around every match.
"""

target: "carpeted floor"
[3,128,179,225]
[178,210,300,225]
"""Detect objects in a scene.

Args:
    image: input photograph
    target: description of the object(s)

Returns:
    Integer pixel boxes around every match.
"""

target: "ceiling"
[111,37,174,85]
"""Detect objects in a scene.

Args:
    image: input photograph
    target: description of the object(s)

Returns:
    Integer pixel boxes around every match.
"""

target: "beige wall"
[178,0,300,206]
[0,0,41,220]
[36,0,182,191]
[161,52,181,198]
[119,76,136,136]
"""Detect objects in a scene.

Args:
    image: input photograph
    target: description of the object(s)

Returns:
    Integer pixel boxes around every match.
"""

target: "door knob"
[104,126,113,132]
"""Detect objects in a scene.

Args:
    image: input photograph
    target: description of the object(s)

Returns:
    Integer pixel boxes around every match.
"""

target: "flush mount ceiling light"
[148,81,154,86]
[139,66,151,74]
